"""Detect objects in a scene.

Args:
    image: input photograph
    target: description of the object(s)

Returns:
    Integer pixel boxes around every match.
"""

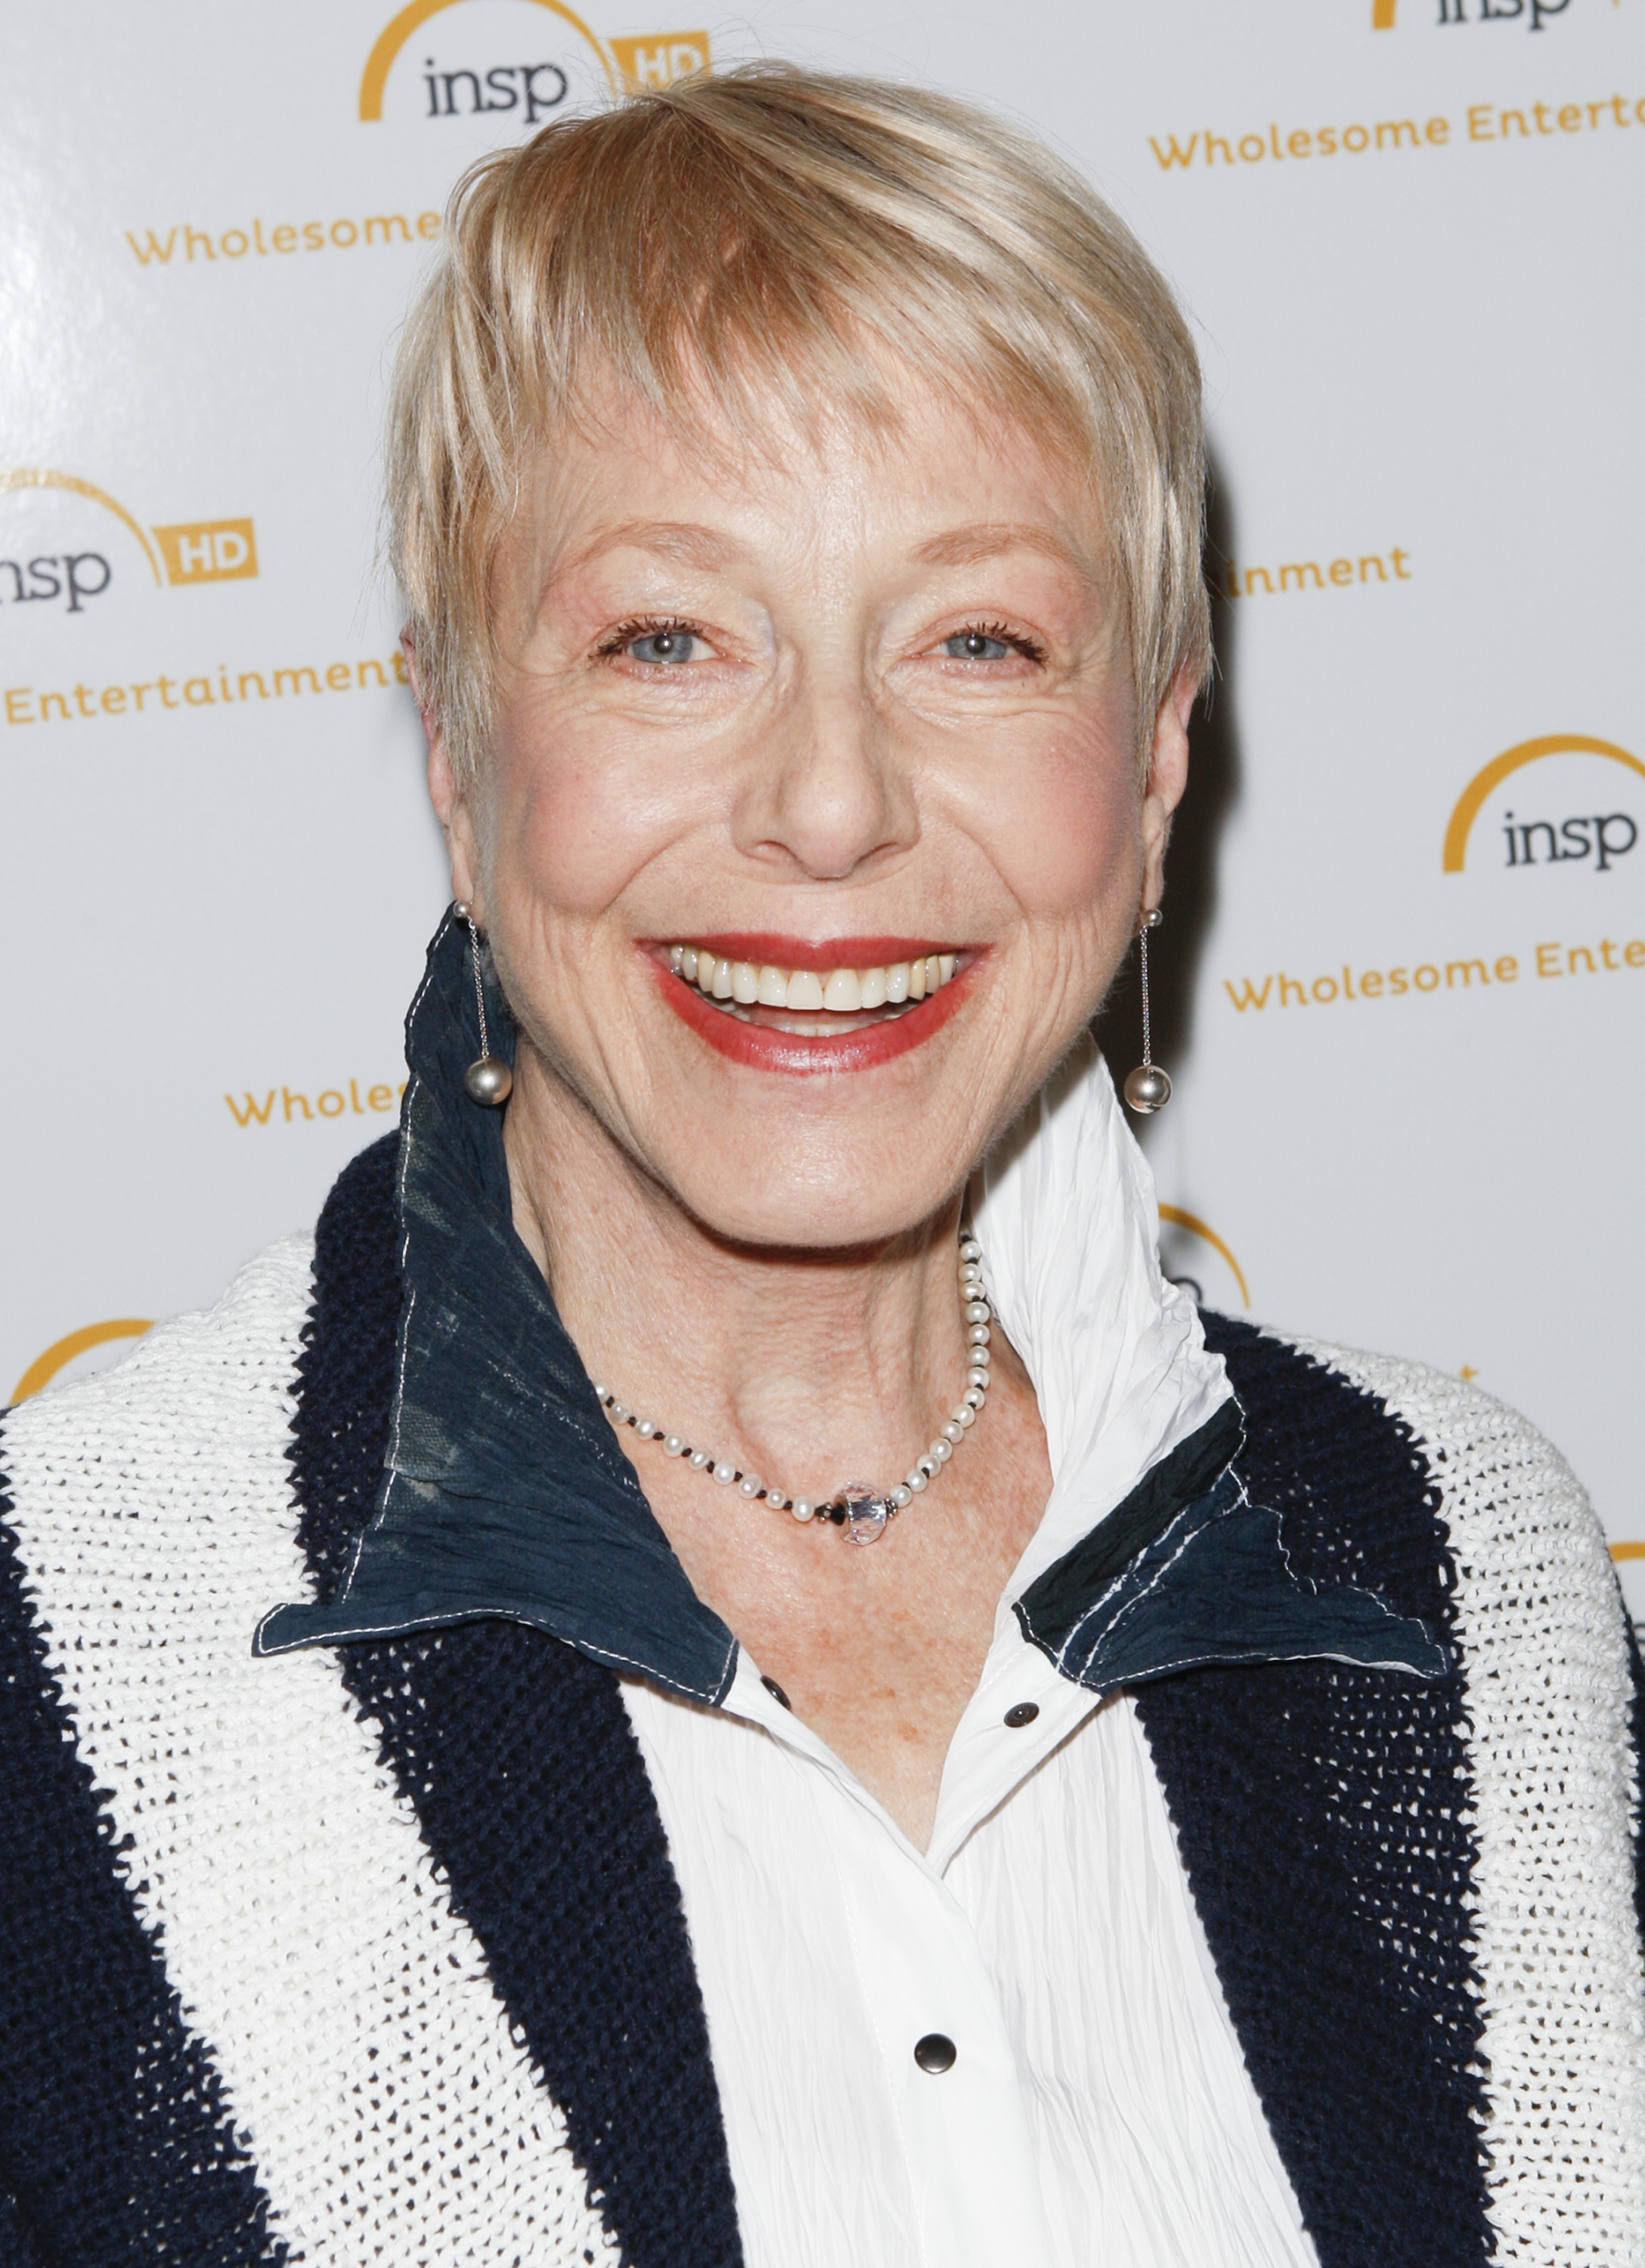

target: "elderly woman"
[1,64,1640,2268]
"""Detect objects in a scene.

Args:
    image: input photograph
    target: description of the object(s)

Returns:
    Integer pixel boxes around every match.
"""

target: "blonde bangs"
[387,63,1210,781]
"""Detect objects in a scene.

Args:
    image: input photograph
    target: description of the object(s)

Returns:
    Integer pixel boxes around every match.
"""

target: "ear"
[404,628,484,918]
[1138,661,1197,914]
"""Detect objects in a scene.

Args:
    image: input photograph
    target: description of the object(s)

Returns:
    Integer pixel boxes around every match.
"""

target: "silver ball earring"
[454,902,513,1108]
[1123,907,1172,1114]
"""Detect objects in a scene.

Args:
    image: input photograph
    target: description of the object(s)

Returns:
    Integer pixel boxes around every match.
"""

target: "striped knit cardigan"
[1,1128,1641,2265]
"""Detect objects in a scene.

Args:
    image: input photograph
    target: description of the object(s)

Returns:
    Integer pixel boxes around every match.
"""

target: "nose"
[730,666,918,882]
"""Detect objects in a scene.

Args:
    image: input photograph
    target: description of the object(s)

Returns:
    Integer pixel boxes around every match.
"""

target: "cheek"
[486,708,688,930]
[959,722,1141,927]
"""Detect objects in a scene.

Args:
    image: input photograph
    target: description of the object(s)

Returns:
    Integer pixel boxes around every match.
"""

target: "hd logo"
[0,469,257,617]
[360,0,709,128]
[152,519,258,584]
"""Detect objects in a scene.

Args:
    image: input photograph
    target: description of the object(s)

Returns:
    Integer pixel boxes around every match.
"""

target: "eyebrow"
[557,519,748,577]
[911,522,1096,578]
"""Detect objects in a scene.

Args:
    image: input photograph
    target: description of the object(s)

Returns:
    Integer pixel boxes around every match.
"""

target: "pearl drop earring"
[1123,907,1172,1114]
[454,903,513,1107]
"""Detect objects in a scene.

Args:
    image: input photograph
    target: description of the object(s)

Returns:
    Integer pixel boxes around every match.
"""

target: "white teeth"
[668,945,959,1018]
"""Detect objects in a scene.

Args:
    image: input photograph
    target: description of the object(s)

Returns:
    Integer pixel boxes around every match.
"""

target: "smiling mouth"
[667,943,961,1034]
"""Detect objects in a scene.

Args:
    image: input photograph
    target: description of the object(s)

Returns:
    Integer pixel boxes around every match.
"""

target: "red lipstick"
[649,943,980,1076]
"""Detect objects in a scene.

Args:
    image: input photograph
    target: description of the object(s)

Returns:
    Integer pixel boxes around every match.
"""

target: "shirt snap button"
[761,1675,792,1711]
[1003,1701,1039,1728]
[913,2033,957,2074]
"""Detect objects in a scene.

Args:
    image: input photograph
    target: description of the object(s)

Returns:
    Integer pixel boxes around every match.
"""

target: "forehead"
[503,366,1109,599]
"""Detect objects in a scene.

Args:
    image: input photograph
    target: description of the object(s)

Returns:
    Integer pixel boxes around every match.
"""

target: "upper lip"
[649,934,968,969]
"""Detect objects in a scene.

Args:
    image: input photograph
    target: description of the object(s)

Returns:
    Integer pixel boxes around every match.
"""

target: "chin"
[664,1130,965,1254]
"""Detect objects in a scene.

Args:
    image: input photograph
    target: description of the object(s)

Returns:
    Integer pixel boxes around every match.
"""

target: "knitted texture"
[0,1235,619,2266]
[1298,1337,1645,2262]
[1135,1315,1492,2268]
[0,1137,1639,2265]
[289,1134,745,2268]
[0,1489,283,2264]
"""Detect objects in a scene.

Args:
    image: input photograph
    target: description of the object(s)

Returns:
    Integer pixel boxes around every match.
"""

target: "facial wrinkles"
[469,378,1155,1241]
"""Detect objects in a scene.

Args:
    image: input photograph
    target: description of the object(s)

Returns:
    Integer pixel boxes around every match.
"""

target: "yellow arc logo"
[1158,1206,1250,1309]
[0,470,257,588]
[0,469,163,584]
[1442,735,1645,871]
[11,1319,153,1405]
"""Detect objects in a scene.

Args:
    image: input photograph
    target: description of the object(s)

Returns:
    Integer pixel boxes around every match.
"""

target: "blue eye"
[943,631,1014,661]
[627,627,699,665]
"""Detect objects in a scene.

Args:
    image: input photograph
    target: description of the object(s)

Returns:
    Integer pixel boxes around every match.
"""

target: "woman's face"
[430,376,1191,1249]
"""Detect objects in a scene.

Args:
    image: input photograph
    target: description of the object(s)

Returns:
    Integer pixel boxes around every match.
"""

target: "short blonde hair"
[387,62,1210,782]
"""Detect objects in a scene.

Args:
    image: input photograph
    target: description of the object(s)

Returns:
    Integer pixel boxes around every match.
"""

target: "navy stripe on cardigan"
[1133,1315,1493,2268]
[288,1132,744,2268]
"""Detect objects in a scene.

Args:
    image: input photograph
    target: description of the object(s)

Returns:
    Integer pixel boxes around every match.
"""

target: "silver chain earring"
[1123,907,1171,1114]
[454,903,513,1107]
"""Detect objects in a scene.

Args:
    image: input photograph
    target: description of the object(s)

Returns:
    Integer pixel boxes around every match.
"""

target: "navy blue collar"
[256,912,1444,1700]
[257,909,739,1700]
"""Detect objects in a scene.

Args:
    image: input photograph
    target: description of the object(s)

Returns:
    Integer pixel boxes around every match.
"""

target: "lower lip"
[654,958,977,1075]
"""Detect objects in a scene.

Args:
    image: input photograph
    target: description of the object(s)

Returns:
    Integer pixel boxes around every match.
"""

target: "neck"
[503,1058,974,1508]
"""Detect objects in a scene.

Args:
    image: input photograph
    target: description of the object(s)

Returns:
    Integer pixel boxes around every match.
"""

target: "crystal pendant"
[839,1483,891,1547]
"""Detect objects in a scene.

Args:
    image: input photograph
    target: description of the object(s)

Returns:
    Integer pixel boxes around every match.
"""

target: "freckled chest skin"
[426,380,1191,1848]
[640,1323,1058,1854]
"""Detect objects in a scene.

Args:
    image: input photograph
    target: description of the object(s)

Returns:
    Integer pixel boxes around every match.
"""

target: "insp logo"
[358,2,710,122]
[1434,0,1570,22]
[1501,811,1637,870]
[1374,0,1571,23]
[1443,736,1645,871]
[0,474,259,601]
[420,58,571,120]
[0,553,111,615]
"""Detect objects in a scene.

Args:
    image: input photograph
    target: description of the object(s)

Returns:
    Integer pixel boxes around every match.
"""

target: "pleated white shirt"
[623,1044,1321,2268]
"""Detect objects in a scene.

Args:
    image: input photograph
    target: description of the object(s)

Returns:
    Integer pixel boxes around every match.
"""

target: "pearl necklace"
[591,1233,993,1547]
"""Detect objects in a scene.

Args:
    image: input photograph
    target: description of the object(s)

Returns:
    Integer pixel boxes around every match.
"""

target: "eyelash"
[594,614,1047,663]
[956,619,1046,663]
[596,614,704,659]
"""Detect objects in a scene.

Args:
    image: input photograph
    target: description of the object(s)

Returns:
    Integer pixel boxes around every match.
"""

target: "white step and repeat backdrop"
[3,1,1641,1600]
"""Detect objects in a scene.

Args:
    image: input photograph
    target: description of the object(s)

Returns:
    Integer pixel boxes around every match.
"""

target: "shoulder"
[0,1135,404,1706]
[0,1230,322,1713]
[1205,1309,1642,1896]
[2,1131,401,1506]
[1202,1310,1640,1812]
[3,1231,316,1491]
[1207,1309,1620,1626]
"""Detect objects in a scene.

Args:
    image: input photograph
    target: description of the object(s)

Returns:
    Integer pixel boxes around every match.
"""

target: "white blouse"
[622,1043,1321,2268]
